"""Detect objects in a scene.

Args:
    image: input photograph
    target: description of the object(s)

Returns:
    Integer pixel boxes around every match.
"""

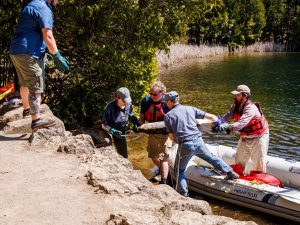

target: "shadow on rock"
[0,133,28,141]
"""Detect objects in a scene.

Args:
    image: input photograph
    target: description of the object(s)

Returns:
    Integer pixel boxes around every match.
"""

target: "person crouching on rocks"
[163,91,239,197]
[139,81,170,184]
[101,87,140,158]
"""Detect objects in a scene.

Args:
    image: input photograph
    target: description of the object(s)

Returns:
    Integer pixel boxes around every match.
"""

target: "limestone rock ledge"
[1,105,257,225]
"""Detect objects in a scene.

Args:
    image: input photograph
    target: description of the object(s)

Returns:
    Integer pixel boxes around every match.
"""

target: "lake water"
[128,52,300,224]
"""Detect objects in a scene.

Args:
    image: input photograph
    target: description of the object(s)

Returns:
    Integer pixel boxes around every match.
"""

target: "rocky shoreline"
[0,104,256,224]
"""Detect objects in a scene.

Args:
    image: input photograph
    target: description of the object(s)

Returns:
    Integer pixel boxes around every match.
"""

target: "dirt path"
[0,131,109,225]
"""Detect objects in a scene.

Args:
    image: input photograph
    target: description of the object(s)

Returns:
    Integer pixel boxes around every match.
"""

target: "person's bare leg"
[20,86,30,110]
[152,157,161,168]
[160,160,169,180]
[29,93,41,121]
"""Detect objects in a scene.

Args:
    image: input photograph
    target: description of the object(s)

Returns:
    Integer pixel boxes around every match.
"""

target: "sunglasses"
[149,91,163,97]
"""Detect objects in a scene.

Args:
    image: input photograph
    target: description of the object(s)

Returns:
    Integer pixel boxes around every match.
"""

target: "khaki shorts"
[10,54,45,93]
[147,134,169,160]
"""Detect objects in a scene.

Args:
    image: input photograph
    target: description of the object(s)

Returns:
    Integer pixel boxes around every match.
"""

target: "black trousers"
[99,129,128,158]
[112,136,128,158]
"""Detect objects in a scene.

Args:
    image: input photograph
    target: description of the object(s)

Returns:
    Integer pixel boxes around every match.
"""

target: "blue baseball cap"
[162,91,179,102]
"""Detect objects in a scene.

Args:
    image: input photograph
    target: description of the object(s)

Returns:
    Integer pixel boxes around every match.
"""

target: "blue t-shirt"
[9,0,54,58]
[164,104,206,143]
[102,100,133,134]
[140,96,169,114]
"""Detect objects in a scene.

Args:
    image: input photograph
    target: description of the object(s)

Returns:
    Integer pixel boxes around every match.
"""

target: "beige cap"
[231,85,251,96]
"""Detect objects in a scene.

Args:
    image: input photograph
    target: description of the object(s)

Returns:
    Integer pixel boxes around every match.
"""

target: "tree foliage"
[47,0,203,126]
[187,0,300,49]
[0,0,24,86]
[0,0,300,127]
[294,5,300,50]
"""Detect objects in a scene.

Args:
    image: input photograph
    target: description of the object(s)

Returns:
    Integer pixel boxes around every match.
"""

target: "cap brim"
[231,90,241,95]
[123,97,132,104]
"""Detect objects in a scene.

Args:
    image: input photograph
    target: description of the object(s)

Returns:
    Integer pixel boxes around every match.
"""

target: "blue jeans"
[174,137,233,196]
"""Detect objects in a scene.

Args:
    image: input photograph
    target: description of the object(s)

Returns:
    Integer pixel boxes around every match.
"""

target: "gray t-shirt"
[164,104,206,143]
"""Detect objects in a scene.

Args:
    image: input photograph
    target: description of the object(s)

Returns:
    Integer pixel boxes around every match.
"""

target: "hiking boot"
[23,109,31,118]
[31,118,56,132]
[149,174,161,183]
[159,178,168,185]
[182,193,189,197]
[224,171,239,180]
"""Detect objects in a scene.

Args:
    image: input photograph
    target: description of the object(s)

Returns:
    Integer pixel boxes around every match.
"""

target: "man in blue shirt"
[101,87,139,158]
[10,0,69,132]
[164,91,239,196]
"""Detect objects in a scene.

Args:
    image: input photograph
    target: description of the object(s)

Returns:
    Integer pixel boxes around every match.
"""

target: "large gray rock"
[3,117,32,134]
[84,148,216,224]
[2,104,70,147]
[4,114,64,135]
[57,134,95,154]
[0,98,22,117]
[28,124,70,146]
[2,104,60,135]
[2,104,52,124]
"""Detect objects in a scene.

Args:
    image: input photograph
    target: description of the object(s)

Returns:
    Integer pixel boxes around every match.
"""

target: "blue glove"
[213,116,222,127]
[212,124,231,133]
[50,51,70,71]
[108,128,125,139]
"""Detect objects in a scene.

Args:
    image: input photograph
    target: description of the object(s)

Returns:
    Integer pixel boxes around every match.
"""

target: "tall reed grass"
[156,42,287,68]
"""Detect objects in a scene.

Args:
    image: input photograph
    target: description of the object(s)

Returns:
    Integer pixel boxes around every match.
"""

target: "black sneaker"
[31,119,56,132]
[23,109,31,118]
[224,171,239,180]
[159,178,168,185]
[149,175,161,183]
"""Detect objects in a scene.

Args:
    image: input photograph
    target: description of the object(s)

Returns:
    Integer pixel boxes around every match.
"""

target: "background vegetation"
[188,0,300,51]
[1,0,300,127]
